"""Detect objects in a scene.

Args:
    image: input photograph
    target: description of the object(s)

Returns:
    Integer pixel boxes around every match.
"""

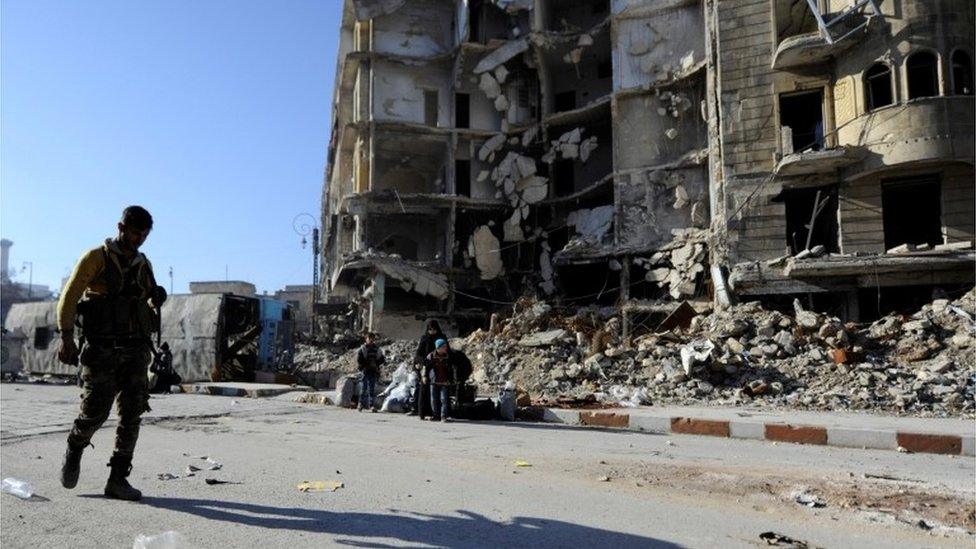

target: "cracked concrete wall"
[616,165,708,251]
[371,0,455,56]
[612,2,705,91]
[373,59,453,125]
[613,86,706,171]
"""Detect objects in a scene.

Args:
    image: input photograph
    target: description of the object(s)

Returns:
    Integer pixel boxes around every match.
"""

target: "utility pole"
[168,266,174,295]
[293,213,320,336]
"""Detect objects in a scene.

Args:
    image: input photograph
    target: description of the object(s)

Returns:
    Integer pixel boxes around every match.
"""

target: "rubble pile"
[293,338,419,382]
[456,289,976,417]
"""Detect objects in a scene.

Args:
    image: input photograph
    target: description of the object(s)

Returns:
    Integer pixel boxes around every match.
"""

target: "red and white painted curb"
[519,408,975,457]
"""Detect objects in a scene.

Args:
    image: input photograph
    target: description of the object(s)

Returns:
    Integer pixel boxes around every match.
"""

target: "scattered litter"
[185,465,200,476]
[896,446,910,453]
[665,440,675,446]
[297,480,344,493]
[1,478,34,499]
[132,530,185,549]
[205,458,223,470]
[759,531,809,547]
[513,460,532,467]
[916,519,933,530]
[205,478,240,485]
[792,489,826,508]
[157,473,179,481]
[230,400,240,406]
[598,476,610,482]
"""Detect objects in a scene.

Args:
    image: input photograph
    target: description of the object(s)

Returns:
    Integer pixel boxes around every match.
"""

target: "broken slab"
[517,175,549,204]
[478,134,506,161]
[518,329,570,347]
[473,37,529,74]
[352,0,406,20]
[469,225,504,280]
[479,72,502,98]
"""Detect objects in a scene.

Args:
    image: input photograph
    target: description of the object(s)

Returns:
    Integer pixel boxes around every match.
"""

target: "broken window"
[882,176,942,250]
[377,234,420,261]
[864,62,893,111]
[906,51,939,99]
[779,89,824,153]
[554,91,576,113]
[951,50,974,95]
[781,186,838,255]
[455,160,471,197]
[455,93,470,128]
[424,90,439,126]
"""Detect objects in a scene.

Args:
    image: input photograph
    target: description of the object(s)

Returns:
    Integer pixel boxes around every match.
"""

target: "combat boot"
[104,456,142,501]
[60,441,87,489]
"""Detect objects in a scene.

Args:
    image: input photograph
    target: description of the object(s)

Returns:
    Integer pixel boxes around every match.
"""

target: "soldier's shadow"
[142,496,680,548]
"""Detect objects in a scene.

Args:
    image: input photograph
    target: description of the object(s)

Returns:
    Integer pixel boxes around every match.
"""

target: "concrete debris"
[518,329,570,347]
[441,288,976,416]
[578,34,594,47]
[479,134,506,161]
[539,248,555,295]
[503,210,525,242]
[673,184,689,209]
[521,126,539,147]
[479,72,502,99]
[579,136,598,162]
[469,225,504,280]
[517,175,549,204]
[477,170,490,183]
[559,143,579,159]
[494,65,509,84]
[665,128,678,140]
[494,94,510,112]
[473,37,529,74]
[629,40,651,56]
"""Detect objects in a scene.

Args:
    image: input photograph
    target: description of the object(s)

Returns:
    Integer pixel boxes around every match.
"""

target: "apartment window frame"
[864,62,895,112]
[950,49,974,96]
[904,49,941,100]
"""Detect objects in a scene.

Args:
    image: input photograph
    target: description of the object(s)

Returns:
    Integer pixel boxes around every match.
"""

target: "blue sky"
[1,1,341,295]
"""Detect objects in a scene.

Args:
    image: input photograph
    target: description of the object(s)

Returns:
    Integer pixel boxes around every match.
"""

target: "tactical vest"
[77,246,156,340]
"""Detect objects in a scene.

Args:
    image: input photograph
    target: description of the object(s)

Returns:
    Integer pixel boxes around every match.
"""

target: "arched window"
[864,63,894,111]
[906,51,939,99]
[951,50,974,95]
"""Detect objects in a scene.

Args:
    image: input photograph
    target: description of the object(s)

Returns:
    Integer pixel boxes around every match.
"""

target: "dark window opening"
[33,326,51,350]
[553,159,575,196]
[864,63,893,111]
[554,91,576,113]
[781,186,839,255]
[469,0,482,42]
[556,263,616,305]
[597,60,612,79]
[951,50,974,95]
[424,90,439,126]
[455,160,471,197]
[906,51,939,99]
[882,176,942,250]
[591,0,609,15]
[455,93,470,128]
[779,89,824,153]
[775,0,818,42]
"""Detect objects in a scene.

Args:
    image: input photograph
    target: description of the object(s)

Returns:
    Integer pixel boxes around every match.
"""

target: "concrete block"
[729,421,764,440]
[896,432,962,455]
[764,423,827,445]
[827,428,896,450]
[580,411,630,428]
[962,437,975,457]
[628,415,671,434]
[670,417,730,437]
[542,408,580,424]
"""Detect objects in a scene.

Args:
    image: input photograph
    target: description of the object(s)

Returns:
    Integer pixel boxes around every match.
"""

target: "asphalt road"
[1,384,973,548]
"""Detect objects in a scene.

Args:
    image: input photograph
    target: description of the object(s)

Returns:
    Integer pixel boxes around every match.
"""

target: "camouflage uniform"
[60,238,159,484]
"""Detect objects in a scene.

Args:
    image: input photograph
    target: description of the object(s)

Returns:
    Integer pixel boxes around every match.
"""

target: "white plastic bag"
[133,531,185,549]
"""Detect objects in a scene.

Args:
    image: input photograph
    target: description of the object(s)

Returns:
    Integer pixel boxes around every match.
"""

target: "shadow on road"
[143,497,681,548]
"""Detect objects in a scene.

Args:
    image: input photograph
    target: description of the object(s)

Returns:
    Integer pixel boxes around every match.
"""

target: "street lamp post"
[292,213,320,336]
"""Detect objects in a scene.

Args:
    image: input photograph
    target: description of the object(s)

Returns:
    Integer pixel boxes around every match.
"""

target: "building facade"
[321,0,974,337]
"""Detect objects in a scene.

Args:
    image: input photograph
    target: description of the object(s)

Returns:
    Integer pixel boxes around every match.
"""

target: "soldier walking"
[57,206,167,501]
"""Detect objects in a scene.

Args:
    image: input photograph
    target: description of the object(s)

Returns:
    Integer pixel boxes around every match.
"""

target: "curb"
[518,407,975,457]
[180,383,311,398]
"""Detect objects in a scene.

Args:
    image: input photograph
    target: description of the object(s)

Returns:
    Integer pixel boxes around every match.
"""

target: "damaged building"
[321,0,974,338]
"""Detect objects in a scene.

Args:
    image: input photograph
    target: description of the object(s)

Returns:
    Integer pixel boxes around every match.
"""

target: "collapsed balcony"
[771,0,880,70]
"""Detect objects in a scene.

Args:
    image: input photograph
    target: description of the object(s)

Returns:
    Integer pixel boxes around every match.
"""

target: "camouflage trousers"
[67,341,152,463]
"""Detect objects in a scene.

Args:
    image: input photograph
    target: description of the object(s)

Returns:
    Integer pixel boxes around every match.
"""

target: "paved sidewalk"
[520,404,976,456]
[0,383,305,440]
